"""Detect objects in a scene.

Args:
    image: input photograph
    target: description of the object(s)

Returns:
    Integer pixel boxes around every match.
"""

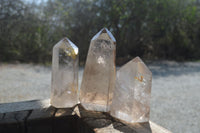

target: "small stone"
[80,28,116,112]
[51,38,79,108]
[110,57,152,123]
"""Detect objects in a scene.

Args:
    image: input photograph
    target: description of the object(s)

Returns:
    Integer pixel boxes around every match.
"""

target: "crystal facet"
[80,28,116,112]
[51,38,79,108]
[110,57,152,123]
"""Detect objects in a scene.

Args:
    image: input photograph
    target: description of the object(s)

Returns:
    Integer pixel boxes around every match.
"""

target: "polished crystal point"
[80,28,116,112]
[110,57,152,123]
[51,38,79,108]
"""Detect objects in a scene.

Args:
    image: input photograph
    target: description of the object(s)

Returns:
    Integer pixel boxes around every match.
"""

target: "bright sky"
[23,0,47,4]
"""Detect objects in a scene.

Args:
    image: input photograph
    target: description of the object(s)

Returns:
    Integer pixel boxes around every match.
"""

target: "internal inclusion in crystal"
[51,38,79,108]
[80,28,116,112]
[110,57,152,123]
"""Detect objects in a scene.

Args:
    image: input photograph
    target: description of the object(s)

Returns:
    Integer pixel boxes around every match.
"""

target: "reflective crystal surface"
[51,38,79,108]
[110,57,152,123]
[80,28,116,112]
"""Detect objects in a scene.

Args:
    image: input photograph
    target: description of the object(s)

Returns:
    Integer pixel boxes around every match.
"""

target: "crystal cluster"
[80,28,116,112]
[50,28,152,124]
[110,57,152,123]
[51,38,79,108]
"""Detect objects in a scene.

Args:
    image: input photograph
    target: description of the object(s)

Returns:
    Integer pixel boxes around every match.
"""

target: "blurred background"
[0,0,200,132]
[1,0,200,63]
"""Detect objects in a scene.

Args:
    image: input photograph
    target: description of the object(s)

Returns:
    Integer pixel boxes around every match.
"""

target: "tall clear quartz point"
[80,28,116,112]
[110,57,152,123]
[51,38,79,108]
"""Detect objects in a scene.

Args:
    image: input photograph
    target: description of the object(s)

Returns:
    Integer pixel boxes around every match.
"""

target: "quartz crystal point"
[51,38,79,108]
[80,28,116,112]
[110,57,152,123]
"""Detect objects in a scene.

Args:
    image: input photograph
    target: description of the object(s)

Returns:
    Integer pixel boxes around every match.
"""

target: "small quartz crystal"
[110,57,152,123]
[80,28,116,112]
[51,38,79,108]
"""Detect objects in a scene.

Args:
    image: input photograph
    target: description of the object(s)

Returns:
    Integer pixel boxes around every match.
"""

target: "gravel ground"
[0,62,200,133]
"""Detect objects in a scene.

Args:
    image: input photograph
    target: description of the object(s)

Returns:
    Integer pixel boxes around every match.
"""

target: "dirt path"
[0,62,200,133]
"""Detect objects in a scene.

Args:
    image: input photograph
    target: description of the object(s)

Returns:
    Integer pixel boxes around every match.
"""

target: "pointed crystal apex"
[110,56,152,123]
[132,56,152,75]
[132,56,143,62]
[92,28,116,42]
[64,38,79,54]
[54,38,78,60]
